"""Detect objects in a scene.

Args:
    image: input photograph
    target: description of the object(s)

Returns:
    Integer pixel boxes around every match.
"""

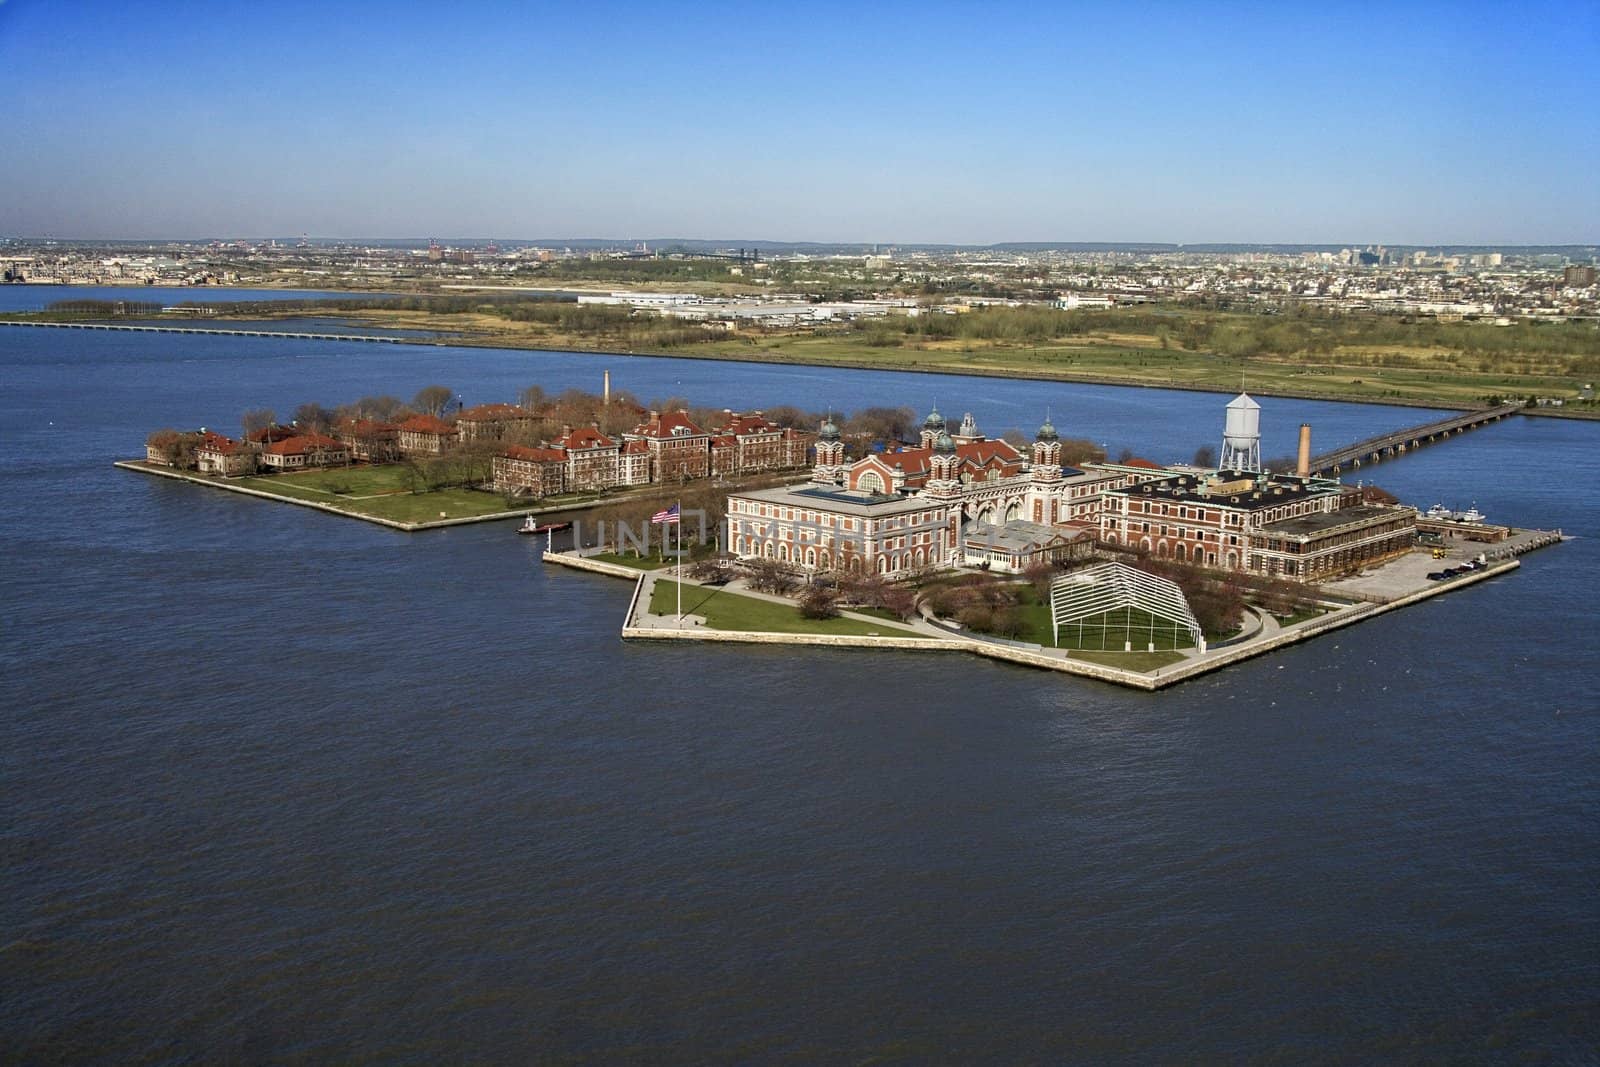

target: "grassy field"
[231,465,520,523]
[31,296,1592,410]
[1067,649,1187,670]
[280,304,1599,411]
[649,580,917,636]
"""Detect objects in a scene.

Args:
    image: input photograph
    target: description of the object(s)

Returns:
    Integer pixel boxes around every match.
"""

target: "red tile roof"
[337,417,399,436]
[715,411,780,436]
[263,432,345,457]
[196,431,244,455]
[501,445,566,462]
[398,414,458,435]
[247,425,298,444]
[630,409,707,439]
[558,426,614,450]
[458,403,531,422]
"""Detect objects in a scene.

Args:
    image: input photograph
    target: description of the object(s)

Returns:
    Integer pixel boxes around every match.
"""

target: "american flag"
[650,503,680,524]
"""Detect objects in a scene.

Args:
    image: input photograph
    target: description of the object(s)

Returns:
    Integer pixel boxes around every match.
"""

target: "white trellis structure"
[1049,562,1205,653]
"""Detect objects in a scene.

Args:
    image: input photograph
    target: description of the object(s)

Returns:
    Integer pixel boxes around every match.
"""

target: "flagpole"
[676,497,682,627]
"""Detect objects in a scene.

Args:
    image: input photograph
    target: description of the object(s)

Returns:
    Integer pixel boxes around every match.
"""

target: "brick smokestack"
[1296,424,1312,478]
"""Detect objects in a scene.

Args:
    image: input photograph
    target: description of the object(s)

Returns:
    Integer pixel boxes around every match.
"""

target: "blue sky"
[3,0,1595,243]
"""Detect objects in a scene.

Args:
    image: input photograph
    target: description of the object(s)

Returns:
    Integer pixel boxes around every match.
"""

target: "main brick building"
[728,407,1133,578]
[727,398,1418,583]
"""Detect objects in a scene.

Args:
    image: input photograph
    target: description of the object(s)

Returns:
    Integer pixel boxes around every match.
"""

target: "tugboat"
[519,516,571,535]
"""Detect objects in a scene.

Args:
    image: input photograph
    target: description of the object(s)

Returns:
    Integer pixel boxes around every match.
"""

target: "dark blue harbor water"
[3,325,1597,1062]
[0,284,374,312]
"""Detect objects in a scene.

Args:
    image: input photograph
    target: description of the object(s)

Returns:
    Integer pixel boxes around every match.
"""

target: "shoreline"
[9,316,1595,416]
[115,459,798,531]
[116,460,584,531]
[545,547,1553,691]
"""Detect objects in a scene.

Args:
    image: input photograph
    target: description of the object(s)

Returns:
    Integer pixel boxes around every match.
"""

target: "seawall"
[549,547,1539,691]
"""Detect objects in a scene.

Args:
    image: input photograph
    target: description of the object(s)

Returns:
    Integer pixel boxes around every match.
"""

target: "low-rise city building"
[1100,468,1415,577]
[397,414,459,456]
[455,403,537,443]
[194,431,256,475]
[492,445,568,497]
[259,432,349,470]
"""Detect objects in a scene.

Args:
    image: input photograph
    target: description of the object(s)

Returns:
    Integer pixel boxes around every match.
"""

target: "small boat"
[1424,503,1454,521]
[517,515,541,534]
[520,517,571,535]
[1457,504,1485,523]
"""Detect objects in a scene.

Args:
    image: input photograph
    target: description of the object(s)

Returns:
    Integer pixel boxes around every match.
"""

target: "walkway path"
[631,569,951,638]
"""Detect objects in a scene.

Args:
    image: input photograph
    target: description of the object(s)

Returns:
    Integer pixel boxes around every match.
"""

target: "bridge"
[1308,402,1523,476]
[0,320,417,344]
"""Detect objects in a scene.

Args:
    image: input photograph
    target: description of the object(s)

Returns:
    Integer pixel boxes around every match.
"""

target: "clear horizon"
[4,0,1596,245]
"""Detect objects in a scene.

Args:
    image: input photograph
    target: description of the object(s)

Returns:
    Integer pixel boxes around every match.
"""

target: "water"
[0,284,380,312]
[3,326,1597,1062]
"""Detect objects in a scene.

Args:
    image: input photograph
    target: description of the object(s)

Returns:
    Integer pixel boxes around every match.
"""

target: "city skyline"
[3,0,1597,244]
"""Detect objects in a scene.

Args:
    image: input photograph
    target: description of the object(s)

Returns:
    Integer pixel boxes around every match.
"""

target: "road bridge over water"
[0,320,420,344]
[1308,403,1523,476]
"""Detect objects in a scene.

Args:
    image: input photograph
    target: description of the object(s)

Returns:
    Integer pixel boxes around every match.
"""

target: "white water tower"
[1220,392,1261,472]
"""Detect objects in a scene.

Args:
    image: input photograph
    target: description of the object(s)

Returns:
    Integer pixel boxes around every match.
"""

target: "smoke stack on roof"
[1296,423,1312,478]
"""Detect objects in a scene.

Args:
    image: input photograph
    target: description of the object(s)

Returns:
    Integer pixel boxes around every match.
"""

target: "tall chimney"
[603,369,611,406]
[1296,424,1312,478]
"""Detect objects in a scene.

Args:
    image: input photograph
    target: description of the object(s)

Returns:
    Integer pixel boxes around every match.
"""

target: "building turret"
[919,406,946,448]
[1032,416,1062,482]
[811,417,846,484]
[952,411,983,445]
[925,431,962,499]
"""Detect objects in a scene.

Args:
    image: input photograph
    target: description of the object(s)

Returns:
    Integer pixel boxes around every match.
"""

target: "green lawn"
[230,465,521,523]
[1067,649,1187,671]
[260,464,415,496]
[1269,605,1328,627]
[332,487,516,523]
[650,581,917,636]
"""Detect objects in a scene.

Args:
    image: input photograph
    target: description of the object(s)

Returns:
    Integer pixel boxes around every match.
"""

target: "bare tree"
[241,408,276,437]
[359,395,408,420]
[799,586,839,619]
[146,428,196,467]
[294,402,335,433]
[1059,438,1106,466]
[745,559,799,596]
[414,385,453,417]
[1192,445,1217,468]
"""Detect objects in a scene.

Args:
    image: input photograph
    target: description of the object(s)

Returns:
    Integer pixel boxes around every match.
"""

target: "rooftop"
[964,519,1090,552]
[1114,469,1341,509]
[1259,504,1413,539]
[732,482,932,517]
